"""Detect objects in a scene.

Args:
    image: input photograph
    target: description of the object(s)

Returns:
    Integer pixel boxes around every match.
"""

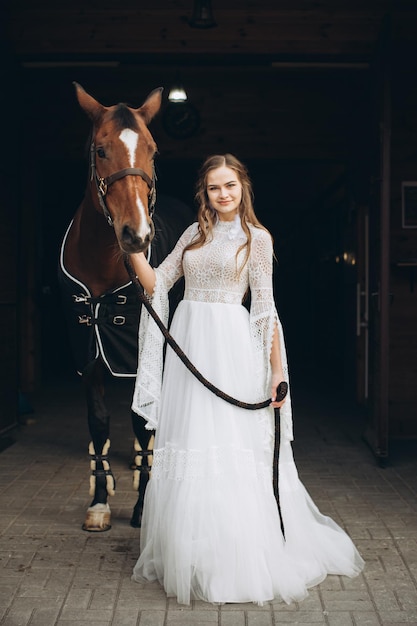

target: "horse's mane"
[113,103,139,131]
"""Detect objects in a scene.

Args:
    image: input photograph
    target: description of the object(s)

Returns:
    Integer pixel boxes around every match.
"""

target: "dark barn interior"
[2,0,417,463]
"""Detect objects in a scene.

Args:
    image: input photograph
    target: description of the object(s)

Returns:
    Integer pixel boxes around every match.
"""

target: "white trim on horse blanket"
[58,221,139,377]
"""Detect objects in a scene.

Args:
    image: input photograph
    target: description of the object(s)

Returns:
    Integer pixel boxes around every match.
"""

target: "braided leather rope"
[124,255,288,410]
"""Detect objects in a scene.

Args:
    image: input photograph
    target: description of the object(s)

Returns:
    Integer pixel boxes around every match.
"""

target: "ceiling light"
[168,85,188,102]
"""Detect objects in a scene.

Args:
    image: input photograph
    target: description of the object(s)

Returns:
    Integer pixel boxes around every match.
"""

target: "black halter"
[89,141,157,226]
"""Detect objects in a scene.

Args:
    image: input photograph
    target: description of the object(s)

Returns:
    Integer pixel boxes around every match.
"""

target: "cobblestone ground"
[1,377,416,626]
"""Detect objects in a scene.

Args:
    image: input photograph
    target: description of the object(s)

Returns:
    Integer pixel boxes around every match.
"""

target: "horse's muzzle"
[119,222,154,254]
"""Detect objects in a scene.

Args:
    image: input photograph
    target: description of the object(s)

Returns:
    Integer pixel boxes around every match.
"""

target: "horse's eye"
[97,147,106,159]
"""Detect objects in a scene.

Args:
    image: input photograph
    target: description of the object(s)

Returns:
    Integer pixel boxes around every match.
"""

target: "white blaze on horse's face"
[119,128,150,240]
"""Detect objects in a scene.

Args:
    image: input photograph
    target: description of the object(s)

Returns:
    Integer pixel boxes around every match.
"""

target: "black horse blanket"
[58,224,140,376]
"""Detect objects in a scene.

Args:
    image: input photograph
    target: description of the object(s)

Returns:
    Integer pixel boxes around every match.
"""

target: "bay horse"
[59,83,193,532]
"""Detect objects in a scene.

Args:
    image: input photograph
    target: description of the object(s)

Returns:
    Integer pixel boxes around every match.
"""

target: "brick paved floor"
[1,376,416,626]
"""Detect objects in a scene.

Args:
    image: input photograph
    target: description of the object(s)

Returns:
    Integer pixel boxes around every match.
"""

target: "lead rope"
[124,255,288,410]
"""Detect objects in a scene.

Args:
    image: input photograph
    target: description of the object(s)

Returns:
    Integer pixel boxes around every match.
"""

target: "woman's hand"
[270,371,287,409]
[269,325,287,409]
[130,252,156,297]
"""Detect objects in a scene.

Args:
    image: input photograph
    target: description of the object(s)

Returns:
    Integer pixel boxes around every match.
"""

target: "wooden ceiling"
[5,0,417,67]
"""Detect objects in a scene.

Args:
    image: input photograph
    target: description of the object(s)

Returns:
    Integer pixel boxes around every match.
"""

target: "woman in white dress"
[130,154,364,606]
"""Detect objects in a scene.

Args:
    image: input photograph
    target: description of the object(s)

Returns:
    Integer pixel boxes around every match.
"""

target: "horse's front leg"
[130,411,154,528]
[82,358,115,532]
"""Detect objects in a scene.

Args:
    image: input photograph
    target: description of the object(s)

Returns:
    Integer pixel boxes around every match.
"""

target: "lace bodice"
[156,221,274,316]
[183,222,248,304]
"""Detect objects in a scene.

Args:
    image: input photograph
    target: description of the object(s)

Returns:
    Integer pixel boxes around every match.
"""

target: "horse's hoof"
[82,503,111,532]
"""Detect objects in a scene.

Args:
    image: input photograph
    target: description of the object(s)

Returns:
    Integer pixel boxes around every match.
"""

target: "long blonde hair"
[183,154,268,271]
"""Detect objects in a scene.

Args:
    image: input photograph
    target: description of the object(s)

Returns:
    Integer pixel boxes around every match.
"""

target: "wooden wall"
[18,64,369,161]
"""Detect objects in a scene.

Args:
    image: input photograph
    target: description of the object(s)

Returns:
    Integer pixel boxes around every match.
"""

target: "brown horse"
[59,83,193,531]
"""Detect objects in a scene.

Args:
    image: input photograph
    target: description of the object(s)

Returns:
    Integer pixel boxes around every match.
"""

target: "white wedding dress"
[131,219,364,605]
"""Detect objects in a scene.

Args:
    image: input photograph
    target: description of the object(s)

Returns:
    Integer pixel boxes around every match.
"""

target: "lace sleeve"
[156,223,199,292]
[249,228,293,442]
[131,223,199,429]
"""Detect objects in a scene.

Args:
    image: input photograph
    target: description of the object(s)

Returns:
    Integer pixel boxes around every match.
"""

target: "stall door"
[363,17,392,465]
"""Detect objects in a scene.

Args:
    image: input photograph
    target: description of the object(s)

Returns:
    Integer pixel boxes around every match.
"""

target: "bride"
[130,153,364,605]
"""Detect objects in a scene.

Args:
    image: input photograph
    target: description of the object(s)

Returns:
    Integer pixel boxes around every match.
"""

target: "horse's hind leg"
[130,411,154,528]
[82,358,115,532]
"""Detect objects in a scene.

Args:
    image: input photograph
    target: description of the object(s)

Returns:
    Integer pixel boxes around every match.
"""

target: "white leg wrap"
[133,435,154,490]
[88,439,115,497]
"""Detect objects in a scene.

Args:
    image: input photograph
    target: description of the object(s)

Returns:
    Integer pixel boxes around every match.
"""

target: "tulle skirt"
[132,300,364,605]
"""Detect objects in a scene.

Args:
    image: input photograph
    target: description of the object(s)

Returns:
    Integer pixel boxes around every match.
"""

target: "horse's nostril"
[122,225,136,245]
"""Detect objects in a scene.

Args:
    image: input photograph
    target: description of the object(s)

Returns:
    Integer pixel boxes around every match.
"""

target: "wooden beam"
[7,8,387,58]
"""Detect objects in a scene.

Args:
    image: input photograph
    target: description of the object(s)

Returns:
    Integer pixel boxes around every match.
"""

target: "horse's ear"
[137,87,163,125]
[73,82,106,122]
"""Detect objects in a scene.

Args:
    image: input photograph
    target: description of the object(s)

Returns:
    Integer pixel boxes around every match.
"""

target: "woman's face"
[206,165,243,222]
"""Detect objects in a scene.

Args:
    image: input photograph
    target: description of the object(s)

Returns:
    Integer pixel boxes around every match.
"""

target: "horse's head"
[74,82,163,254]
